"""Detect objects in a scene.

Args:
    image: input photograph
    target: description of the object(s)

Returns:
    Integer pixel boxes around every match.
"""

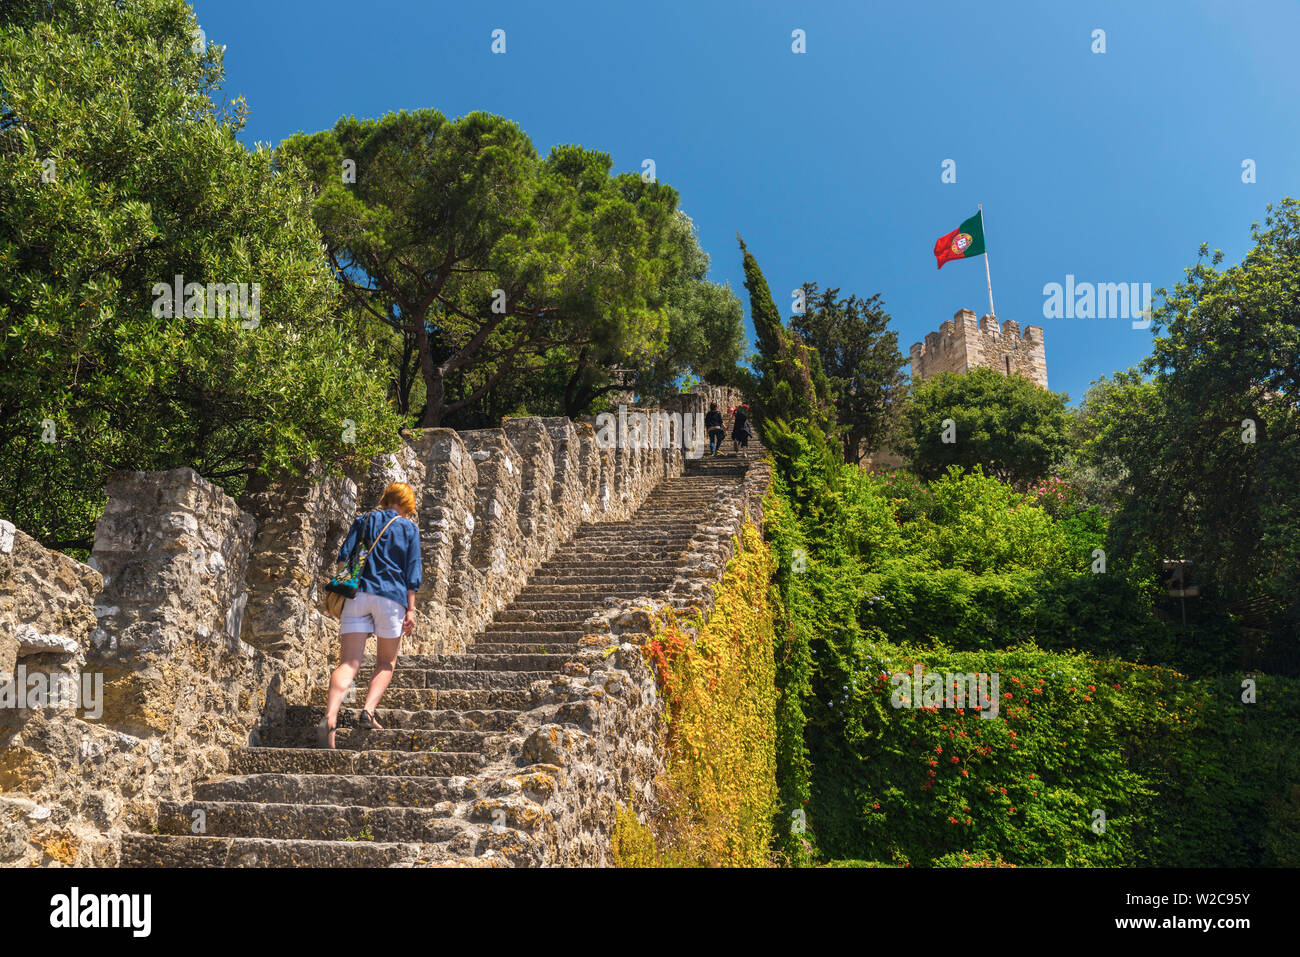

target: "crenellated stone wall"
[2,470,279,867]
[0,409,690,866]
[909,308,1048,389]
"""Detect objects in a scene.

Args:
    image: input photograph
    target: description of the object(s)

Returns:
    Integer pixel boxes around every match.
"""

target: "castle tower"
[909,309,1048,389]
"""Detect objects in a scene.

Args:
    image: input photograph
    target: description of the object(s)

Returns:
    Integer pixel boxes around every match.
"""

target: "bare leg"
[361,635,402,724]
[323,633,368,748]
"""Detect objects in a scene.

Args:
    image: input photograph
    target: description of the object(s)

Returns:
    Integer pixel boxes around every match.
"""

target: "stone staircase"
[120,436,764,867]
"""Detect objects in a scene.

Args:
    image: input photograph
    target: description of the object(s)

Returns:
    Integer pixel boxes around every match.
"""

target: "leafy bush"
[845,465,1214,671]
[813,640,1300,867]
[762,428,1296,866]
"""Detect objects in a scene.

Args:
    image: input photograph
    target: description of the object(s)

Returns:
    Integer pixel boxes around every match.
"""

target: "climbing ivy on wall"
[613,523,779,867]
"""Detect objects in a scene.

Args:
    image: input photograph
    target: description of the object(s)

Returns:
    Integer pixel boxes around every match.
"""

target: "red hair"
[379,482,416,516]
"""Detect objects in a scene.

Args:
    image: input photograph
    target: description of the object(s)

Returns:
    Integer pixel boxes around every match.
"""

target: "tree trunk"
[421,371,444,428]
[415,319,444,428]
[563,349,591,418]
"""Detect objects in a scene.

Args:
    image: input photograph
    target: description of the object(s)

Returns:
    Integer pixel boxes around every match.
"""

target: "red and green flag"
[933,210,986,269]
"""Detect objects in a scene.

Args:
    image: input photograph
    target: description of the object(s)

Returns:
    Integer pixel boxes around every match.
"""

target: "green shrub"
[763,431,1298,866]
[816,641,1300,866]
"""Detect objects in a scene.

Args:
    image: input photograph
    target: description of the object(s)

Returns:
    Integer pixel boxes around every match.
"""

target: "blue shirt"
[336,510,422,610]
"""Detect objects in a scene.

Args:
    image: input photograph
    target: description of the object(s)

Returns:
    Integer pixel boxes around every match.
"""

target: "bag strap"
[349,512,402,570]
[362,513,401,557]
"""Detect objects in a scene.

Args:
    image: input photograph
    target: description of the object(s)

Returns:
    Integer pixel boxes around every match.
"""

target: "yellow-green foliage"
[614,523,779,867]
[611,802,668,868]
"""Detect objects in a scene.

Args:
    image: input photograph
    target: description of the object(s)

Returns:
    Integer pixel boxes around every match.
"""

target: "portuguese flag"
[933,210,986,269]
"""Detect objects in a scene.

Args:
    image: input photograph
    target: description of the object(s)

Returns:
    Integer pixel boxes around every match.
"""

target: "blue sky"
[192,0,1300,404]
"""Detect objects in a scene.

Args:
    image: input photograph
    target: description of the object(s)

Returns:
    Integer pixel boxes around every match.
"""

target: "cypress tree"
[737,236,831,430]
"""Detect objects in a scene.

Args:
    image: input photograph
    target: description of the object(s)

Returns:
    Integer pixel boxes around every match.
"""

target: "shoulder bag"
[322,513,401,620]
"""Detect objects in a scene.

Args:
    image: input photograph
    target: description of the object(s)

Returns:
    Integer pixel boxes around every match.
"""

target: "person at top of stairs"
[731,404,753,453]
[705,402,726,456]
[319,482,423,749]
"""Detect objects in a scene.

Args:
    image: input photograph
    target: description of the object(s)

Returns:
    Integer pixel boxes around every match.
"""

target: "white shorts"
[340,590,406,640]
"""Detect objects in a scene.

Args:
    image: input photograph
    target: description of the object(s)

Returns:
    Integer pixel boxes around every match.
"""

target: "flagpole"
[979,204,995,317]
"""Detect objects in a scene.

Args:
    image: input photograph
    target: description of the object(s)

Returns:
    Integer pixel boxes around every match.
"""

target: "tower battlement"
[909,309,1048,389]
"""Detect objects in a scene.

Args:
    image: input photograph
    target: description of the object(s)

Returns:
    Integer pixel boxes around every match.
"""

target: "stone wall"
[0,410,688,866]
[2,470,277,867]
[909,308,1048,389]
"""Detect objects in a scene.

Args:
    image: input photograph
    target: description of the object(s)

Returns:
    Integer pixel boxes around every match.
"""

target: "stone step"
[495,600,610,612]
[528,575,676,587]
[363,653,571,673]
[514,579,667,590]
[483,626,586,639]
[563,532,697,542]
[317,666,562,691]
[565,532,697,541]
[493,608,597,623]
[156,800,478,846]
[640,489,726,495]
[628,507,714,513]
[658,479,742,485]
[556,539,692,550]
[470,641,583,655]
[194,772,469,808]
[259,725,506,755]
[543,554,684,564]
[308,687,532,711]
[283,705,520,733]
[576,524,702,531]
[482,620,592,633]
[420,669,556,691]
[534,566,681,578]
[538,558,682,570]
[569,533,695,542]
[120,833,471,868]
[230,746,487,777]
[581,519,703,527]
[641,488,728,494]
[576,527,700,536]
[510,586,668,598]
